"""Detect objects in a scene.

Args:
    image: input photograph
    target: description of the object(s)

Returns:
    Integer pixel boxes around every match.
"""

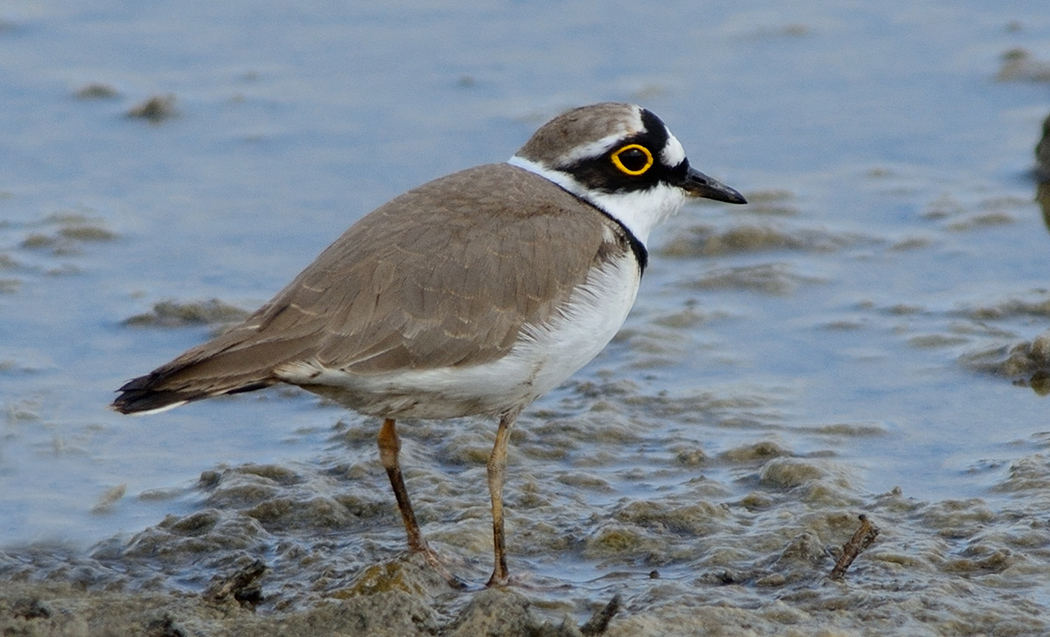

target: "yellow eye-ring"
[611,144,654,176]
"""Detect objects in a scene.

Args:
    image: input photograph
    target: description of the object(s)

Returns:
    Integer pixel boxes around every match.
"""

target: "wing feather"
[113,163,621,413]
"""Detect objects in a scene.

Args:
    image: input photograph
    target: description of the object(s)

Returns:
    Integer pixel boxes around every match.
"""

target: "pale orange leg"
[377,418,464,588]
[486,412,517,587]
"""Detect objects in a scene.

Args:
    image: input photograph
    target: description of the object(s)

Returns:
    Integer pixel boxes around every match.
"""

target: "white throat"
[507,155,686,247]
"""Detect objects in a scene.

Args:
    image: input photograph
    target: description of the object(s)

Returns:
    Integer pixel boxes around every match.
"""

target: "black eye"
[611,144,654,176]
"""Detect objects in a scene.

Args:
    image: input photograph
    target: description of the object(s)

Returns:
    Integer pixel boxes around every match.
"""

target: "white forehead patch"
[660,131,687,167]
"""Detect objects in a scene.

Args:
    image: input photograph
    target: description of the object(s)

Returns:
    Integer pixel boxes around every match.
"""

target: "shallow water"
[3,1,1050,634]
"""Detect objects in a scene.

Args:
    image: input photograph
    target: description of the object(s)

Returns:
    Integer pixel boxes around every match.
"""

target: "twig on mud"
[580,594,622,636]
[203,559,268,606]
[830,514,879,580]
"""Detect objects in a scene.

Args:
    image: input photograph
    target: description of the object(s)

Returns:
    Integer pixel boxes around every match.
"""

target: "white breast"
[277,245,641,419]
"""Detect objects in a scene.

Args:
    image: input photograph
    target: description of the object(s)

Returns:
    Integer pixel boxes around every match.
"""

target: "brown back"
[117,163,631,408]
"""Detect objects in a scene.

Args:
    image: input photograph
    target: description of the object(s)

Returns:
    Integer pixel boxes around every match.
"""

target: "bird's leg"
[376,418,465,589]
[377,418,428,551]
[486,411,517,587]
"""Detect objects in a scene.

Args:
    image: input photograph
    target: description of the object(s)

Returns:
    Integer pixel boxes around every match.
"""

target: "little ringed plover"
[112,102,746,587]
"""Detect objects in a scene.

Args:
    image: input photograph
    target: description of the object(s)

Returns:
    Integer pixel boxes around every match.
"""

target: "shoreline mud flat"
[3,439,1048,636]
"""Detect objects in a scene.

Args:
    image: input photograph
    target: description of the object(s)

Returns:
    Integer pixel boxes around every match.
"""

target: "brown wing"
[112,164,618,413]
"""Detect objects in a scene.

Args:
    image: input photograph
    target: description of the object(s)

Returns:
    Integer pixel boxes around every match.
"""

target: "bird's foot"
[412,543,468,590]
[485,571,509,588]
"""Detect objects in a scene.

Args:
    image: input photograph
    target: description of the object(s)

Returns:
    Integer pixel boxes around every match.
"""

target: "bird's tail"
[111,369,272,415]
[111,326,281,415]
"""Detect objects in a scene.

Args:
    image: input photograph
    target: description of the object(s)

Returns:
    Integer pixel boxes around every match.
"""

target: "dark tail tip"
[111,374,192,414]
[111,389,185,414]
[111,374,272,414]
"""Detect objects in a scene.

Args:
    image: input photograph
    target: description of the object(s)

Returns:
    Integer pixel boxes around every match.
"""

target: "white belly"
[278,253,641,419]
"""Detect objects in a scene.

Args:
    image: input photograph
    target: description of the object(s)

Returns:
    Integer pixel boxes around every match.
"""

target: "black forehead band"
[560,109,685,195]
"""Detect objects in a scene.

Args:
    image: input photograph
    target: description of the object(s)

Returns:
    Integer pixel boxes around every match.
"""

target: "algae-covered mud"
[3,1,1050,635]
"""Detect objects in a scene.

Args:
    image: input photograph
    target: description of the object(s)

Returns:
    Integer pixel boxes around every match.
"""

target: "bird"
[111,102,746,587]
